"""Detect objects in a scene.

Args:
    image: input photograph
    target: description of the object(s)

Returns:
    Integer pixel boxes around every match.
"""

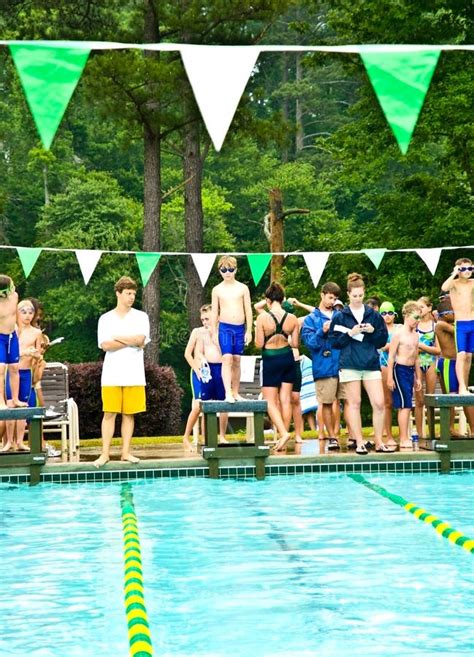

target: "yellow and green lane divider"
[120,484,154,657]
[349,474,474,554]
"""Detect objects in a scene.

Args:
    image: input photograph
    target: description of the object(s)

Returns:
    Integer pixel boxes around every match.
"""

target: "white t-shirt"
[351,305,365,325]
[98,308,150,387]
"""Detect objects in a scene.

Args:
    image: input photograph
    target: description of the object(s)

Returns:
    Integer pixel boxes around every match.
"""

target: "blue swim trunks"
[218,322,245,356]
[392,363,415,409]
[6,368,32,402]
[437,357,458,394]
[0,332,20,365]
[201,363,226,401]
[190,369,201,400]
[455,320,474,354]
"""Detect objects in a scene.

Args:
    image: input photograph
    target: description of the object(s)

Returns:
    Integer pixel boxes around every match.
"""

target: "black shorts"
[262,347,297,388]
[293,361,302,393]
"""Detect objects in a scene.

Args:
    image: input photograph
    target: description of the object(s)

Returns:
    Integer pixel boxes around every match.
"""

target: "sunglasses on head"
[437,310,453,317]
[381,311,395,316]
[410,314,421,321]
[19,307,34,314]
[459,266,474,272]
[220,267,235,273]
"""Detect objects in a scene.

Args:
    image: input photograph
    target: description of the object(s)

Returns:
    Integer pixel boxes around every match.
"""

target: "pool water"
[1,473,473,656]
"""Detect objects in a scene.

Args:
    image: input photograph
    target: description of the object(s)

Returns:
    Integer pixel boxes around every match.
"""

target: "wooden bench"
[201,400,269,480]
[0,407,46,485]
[424,394,474,473]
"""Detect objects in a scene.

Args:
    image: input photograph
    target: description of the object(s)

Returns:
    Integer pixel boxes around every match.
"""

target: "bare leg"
[262,387,290,450]
[232,355,243,400]
[414,371,426,436]
[121,413,138,462]
[183,400,201,451]
[221,354,234,402]
[363,379,385,449]
[322,403,335,438]
[218,412,228,441]
[15,419,28,450]
[464,406,474,436]
[332,400,341,439]
[291,391,303,442]
[8,364,27,407]
[381,366,396,445]
[455,352,471,395]
[398,408,412,447]
[305,412,316,432]
[316,404,325,439]
[343,381,364,449]
[279,383,293,432]
[94,412,116,467]
[0,364,6,408]
[2,403,16,451]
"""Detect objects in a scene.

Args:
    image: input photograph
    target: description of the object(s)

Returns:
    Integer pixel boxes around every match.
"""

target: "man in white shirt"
[94,276,150,467]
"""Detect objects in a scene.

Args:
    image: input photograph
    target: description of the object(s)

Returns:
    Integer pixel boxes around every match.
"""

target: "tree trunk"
[142,1,161,365]
[269,188,284,282]
[183,101,204,331]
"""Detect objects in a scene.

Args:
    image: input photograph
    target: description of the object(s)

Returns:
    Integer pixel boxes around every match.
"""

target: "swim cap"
[379,301,395,314]
[282,300,294,313]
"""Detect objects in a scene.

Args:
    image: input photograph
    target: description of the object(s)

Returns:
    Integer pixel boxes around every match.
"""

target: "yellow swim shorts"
[102,386,146,415]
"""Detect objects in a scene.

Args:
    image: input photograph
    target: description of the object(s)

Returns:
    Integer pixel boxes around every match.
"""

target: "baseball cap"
[379,301,396,314]
[333,298,344,308]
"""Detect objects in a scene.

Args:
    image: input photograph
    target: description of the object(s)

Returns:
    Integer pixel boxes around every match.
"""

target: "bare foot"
[294,436,303,444]
[121,454,140,464]
[0,402,7,410]
[225,394,236,404]
[12,399,28,408]
[218,435,229,444]
[0,442,12,452]
[16,444,30,451]
[183,437,193,452]
[233,394,246,402]
[274,434,291,452]
[94,455,110,468]
[399,440,412,449]
[385,439,397,448]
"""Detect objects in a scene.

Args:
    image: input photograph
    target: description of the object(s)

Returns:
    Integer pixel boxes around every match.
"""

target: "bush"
[68,361,184,439]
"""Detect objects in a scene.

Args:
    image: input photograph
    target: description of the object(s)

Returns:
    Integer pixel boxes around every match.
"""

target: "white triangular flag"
[191,253,216,286]
[416,248,442,275]
[181,45,260,151]
[75,249,102,284]
[303,252,330,288]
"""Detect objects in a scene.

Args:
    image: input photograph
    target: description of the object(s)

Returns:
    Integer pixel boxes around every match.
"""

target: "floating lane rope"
[349,474,474,554]
[120,484,154,657]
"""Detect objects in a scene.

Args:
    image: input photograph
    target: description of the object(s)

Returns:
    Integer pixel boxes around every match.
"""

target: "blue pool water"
[1,473,473,656]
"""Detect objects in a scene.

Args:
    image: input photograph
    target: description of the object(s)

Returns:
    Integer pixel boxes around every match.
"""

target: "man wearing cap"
[301,281,342,450]
[379,301,401,447]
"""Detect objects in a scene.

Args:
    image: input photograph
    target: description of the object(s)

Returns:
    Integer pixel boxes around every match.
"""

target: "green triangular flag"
[135,252,161,286]
[247,253,272,286]
[17,246,42,278]
[363,248,387,269]
[10,44,90,150]
[360,50,440,154]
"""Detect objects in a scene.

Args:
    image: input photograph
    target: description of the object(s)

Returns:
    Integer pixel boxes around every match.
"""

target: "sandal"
[375,444,396,453]
[355,445,368,455]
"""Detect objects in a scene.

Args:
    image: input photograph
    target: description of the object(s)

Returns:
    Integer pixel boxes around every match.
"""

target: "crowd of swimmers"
[183,255,474,454]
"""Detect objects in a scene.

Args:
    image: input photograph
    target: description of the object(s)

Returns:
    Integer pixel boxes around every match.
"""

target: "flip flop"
[355,445,368,455]
[375,444,396,453]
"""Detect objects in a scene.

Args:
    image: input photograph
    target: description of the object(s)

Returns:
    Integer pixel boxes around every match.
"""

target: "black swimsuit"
[261,312,297,388]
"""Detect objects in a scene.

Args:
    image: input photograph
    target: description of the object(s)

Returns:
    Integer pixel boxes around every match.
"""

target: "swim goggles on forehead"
[220,267,235,273]
[0,282,14,297]
[19,306,35,313]
[437,310,453,317]
[459,266,474,272]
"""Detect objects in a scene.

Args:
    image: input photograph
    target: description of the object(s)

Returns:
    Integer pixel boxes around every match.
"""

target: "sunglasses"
[220,267,235,273]
[410,314,421,320]
[459,266,474,272]
[381,311,395,316]
[437,310,453,317]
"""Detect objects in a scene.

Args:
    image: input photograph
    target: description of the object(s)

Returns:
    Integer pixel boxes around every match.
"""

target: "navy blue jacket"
[328,305,388,371]
[301,308,340,380]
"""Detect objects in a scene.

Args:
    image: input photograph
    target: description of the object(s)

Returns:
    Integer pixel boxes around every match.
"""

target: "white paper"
[239,356,257,383]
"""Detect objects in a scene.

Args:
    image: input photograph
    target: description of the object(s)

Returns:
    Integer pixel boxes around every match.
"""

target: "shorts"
[191,370,201,400]
[261,347,296,388]
[315,376,339,404]
[6,368,32,402]
[102,386,146,414]
[392,363,415,410]
[218,322,245,356]
[293,362,302,393]
[437,357,458,394]
[455,319,474,354]
[0,332,20,364]
[339,369,382,384]
[200,363,226,401]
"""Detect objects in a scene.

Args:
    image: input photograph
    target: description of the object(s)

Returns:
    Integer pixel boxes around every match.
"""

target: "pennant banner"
[191,253,216,286]
[181,45,259,151]
[75,249,102,284]
[416,248,442,275]
[136,252,161,286]
[10,44,90,150]
[363,248,387,269]
[247,253,272,286]
[303,252,330,288]
[16,246,42,278]
[361,49,441,154]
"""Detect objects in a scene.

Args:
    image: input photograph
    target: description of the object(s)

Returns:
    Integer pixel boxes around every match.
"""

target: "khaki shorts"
[102,386,146,414]
[315,377,339,404]
[339,369,382,384]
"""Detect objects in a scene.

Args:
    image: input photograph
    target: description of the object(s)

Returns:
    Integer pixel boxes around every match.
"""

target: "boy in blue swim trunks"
[387,301,422,448]
[211,256,253,403]
[441,257,474,395]
[0,275,27,410]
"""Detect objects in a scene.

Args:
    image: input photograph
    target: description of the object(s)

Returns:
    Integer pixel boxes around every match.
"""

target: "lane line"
[120,484,154,657]
[349,474,474,554]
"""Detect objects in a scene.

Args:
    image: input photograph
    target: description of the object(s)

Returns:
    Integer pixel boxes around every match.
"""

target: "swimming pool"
[1,473,473,656]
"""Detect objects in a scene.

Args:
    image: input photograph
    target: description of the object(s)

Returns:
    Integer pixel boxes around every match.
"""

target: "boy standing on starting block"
[387,301,422,448]
[0,275,27,409]
[211,256,253,403]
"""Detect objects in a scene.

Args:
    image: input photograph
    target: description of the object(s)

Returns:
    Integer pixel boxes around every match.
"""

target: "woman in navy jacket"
[329,272,392,455]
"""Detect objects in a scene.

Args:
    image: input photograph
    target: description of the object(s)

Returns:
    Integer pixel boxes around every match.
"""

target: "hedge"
[68,361,184,439]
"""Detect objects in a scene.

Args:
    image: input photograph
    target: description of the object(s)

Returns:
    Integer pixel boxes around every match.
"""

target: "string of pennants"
[2,41,473,154]
[6,244,473,289]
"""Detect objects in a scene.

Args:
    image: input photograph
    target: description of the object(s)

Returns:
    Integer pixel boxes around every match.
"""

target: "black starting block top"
[424,394,474,407]
[0,406,46,421]
[201,400,268,414]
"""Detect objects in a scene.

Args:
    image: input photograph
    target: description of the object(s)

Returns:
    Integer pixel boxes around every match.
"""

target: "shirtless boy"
[1,299,42,451]
[441,257,474,395]
[435,297,474,435]
[0,275,27,409]
[211,256,253,403]
[387,301,422,448]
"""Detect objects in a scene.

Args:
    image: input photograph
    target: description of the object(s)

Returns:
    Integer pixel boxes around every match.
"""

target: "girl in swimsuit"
[415,296,441,436]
